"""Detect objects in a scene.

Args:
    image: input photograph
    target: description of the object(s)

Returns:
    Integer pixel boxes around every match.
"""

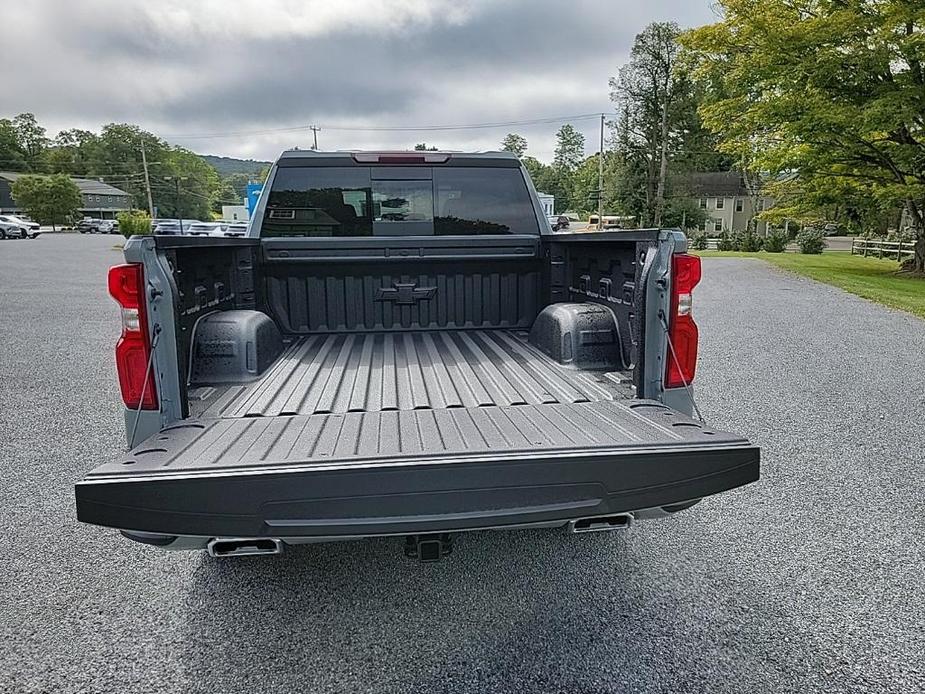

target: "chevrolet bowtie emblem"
[375,282,437,305]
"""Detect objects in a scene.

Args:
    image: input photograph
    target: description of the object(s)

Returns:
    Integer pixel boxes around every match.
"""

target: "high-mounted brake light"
[108,263,158,410]
[351,152,450,164]
[665,253,702,389]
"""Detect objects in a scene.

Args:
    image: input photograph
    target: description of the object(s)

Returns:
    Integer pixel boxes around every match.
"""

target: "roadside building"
[245,183,264,217]
[222,204,249,221]
[0,172,132,219]
[681,172,774,235]
[536,193,554,216]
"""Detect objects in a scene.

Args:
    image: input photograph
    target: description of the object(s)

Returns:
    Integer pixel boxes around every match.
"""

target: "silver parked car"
[152,219,202,235]
[185,222,228,237]
[0,214,40,234]
[0,217,34,239]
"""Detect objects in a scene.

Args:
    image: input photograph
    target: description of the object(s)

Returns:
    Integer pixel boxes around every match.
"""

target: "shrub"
[763,228,788,253]
[117,211,153,238]
[795,228,827,254]
[738,231,764,252]
[716,231,735,251]
[689,232,708,250]
[886,228,917,243]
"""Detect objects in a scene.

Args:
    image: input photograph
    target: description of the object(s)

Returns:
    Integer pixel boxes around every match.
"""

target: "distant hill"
[199,154,270,179]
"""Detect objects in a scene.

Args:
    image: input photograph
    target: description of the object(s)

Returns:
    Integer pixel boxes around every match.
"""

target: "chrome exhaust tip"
[568,513,633,533]
[207,537,283,557]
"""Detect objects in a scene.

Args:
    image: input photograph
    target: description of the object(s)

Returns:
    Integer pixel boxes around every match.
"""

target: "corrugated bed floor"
[111,330,735,474]
[194,330,628,419]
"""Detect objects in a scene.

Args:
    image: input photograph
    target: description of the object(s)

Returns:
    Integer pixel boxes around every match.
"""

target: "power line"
[0,164,163,176]
[163,113,606,140]
[324,114,605,132]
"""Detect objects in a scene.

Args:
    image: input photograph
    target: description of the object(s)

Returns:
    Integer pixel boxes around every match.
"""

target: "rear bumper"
[76,444,759,539]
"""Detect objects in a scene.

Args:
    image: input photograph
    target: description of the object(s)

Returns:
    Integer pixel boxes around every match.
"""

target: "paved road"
[1,235,923,694]
[823,236,855,252]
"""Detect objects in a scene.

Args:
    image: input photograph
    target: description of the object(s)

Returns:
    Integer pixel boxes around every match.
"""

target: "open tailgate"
[76,400,758,538]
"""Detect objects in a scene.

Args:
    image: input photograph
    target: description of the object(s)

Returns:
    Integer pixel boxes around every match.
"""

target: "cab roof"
[275,150,521,168]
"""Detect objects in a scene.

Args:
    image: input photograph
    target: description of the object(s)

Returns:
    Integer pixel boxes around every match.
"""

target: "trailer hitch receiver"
[404,533,453,562]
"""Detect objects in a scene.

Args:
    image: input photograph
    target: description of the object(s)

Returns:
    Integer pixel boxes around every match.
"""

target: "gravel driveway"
[1,235,922,694]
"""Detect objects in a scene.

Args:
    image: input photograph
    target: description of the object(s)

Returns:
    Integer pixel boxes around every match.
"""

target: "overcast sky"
[3,0,716,163]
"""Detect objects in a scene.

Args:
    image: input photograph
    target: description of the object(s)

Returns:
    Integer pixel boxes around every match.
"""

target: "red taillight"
[108,263,158,410]
[665,253,702,389]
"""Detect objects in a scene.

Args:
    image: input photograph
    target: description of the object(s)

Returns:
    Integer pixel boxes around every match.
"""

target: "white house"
[222,205,249,222]
[536,193,554,216]
[685,172,775,235]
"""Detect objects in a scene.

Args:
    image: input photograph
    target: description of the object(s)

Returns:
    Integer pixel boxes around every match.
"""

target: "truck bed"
[191,329,630,418]
[77,328,758,539]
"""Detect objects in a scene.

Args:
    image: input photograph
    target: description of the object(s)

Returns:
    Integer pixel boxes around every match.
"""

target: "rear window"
[261,166,539,237]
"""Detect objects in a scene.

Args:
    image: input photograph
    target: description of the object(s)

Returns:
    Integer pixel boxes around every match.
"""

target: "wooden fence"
[851,238,915,261]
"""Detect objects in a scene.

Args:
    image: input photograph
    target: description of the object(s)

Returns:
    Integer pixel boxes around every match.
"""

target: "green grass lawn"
[693,251,925,318]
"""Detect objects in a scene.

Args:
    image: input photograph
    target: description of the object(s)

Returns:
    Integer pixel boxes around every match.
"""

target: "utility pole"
[597,113,604,231]
[309,125,320,150]
[140,140,155,218]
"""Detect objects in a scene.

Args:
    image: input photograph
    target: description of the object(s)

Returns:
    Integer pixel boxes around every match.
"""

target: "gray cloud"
[2,0,716,161]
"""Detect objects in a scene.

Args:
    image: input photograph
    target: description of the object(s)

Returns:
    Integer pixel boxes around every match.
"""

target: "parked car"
[0,217,35,239]
[77,218,120,234]
[547,214,570,231]
[0,214,40,233]
[185,222,228,237]
[0,215,40,239]
[588,214,635,229]
[152,219,201,235]
[75,149,760,561]
[822,222,848,236]
[222,222,248,237]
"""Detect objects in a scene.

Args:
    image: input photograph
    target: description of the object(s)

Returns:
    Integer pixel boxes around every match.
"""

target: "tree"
[212,179,241,214]
[0,118,27,171]
[86,123,171,212]
[11,174,82,230]
[83,124,220,219]
[225,172,251,198]
[763,175,894,235]
[662,197,708,231]
[413,143,438,151]
[549,125,586,212]
[683,0,925,274]
[47,129,101,176]
[12,113,48,171]
[158,148,221,219]
[553,124,585,172]
[2,115,234,221]
[521,156,544,182]
[523,155,568,213]
[610,22,693,226]
[571,154,612,215]
[500,133,528,157]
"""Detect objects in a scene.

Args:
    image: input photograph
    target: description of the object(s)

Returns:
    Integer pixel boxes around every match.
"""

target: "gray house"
[0,172,133,219]
[681,172,774,235]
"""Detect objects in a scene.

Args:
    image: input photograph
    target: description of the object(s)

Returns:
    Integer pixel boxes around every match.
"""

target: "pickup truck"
[75,150,759,561]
